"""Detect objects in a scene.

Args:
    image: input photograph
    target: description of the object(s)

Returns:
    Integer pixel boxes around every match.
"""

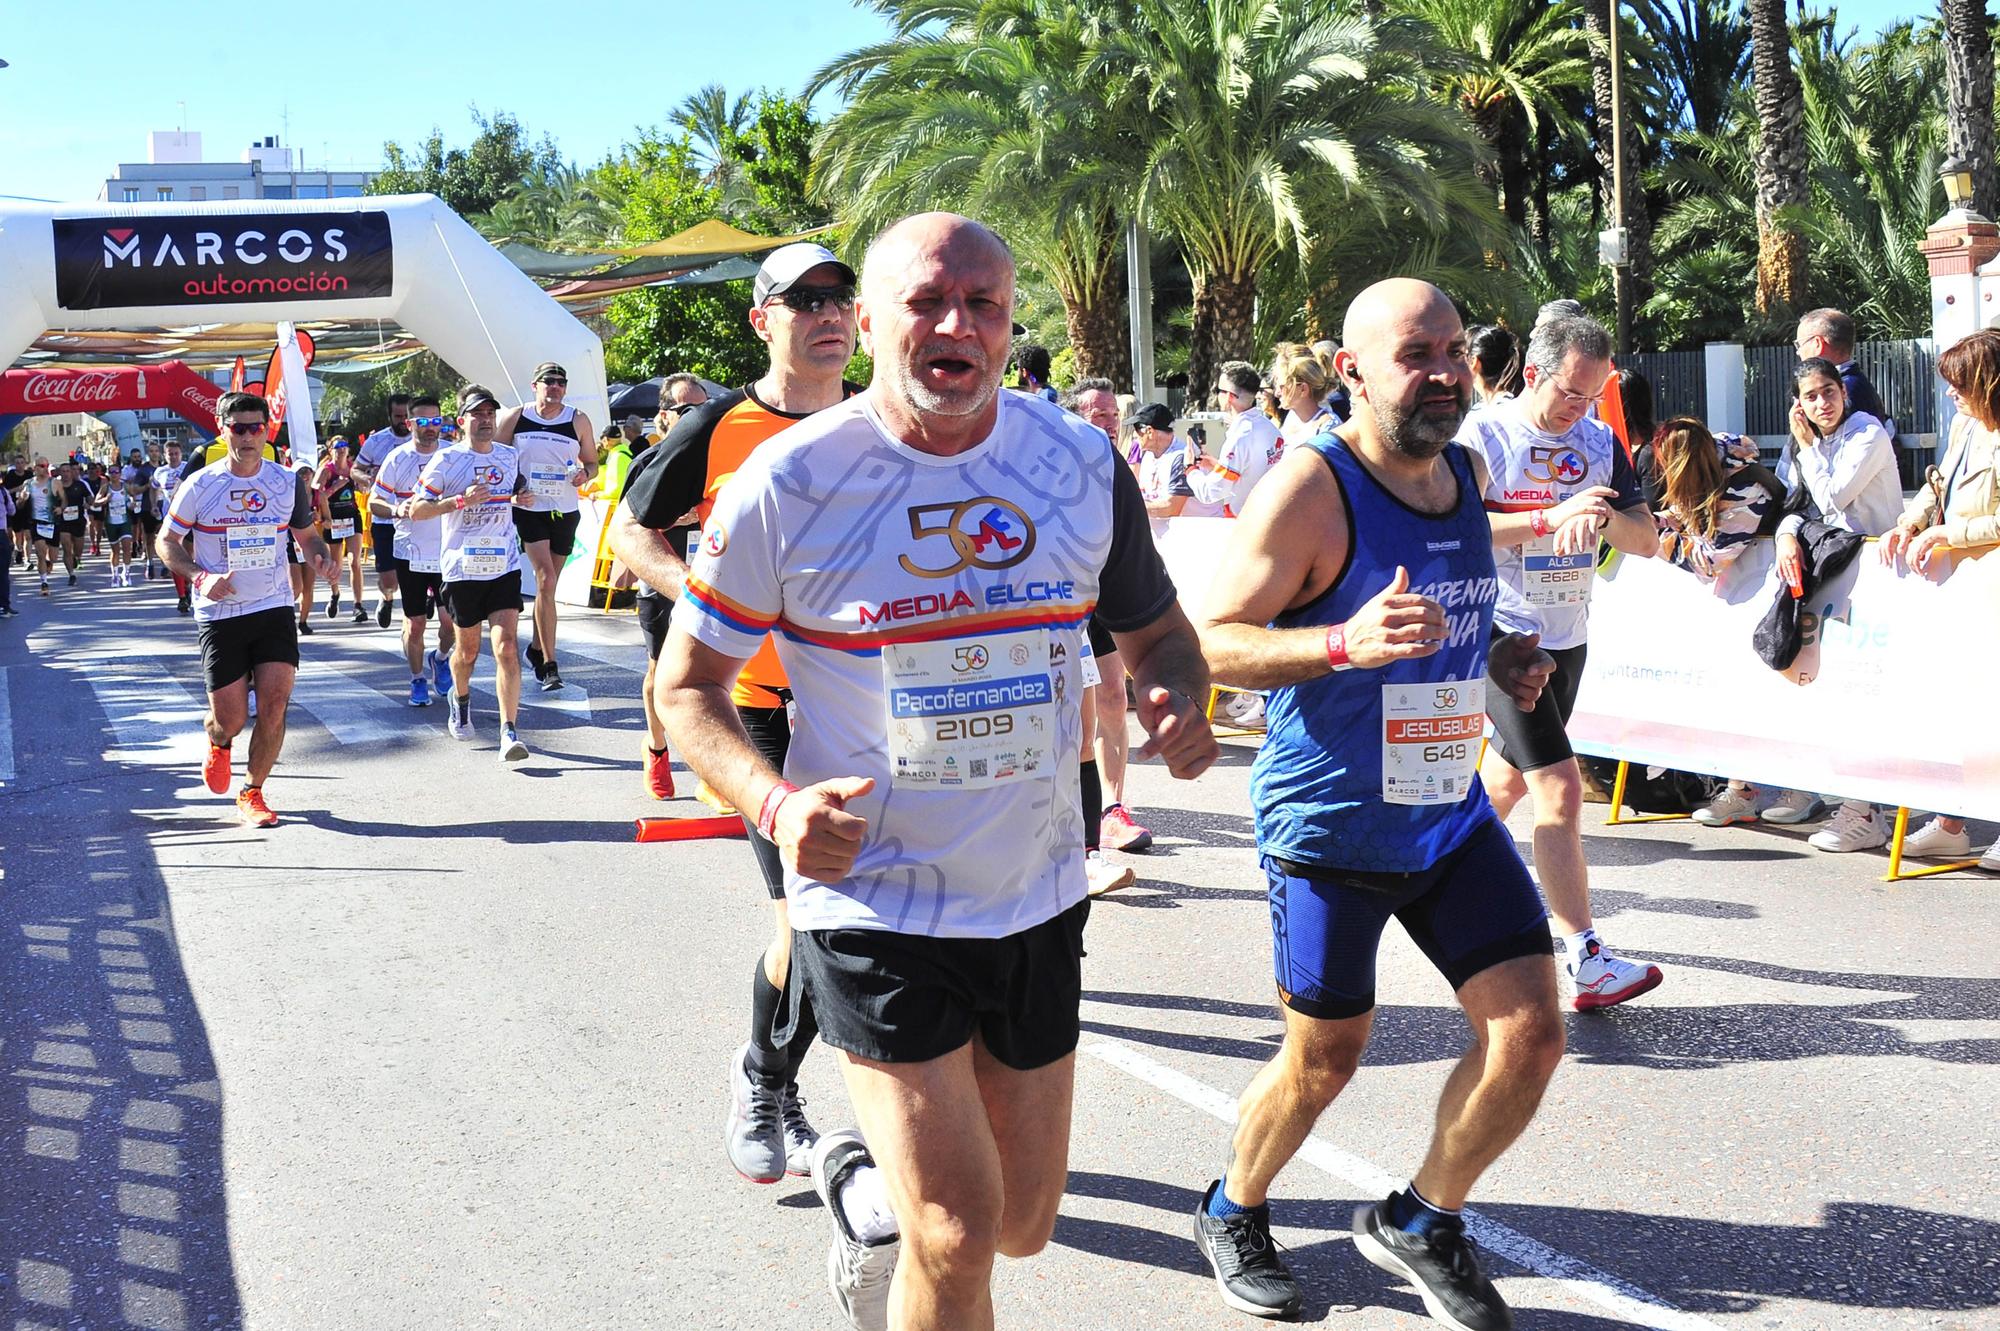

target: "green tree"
[722,93,830,231]
[369,110,559,218]
[1749,0,1810,315]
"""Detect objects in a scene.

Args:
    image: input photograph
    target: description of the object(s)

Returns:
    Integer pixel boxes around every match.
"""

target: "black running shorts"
[736,703,792,899]
[1482,640,1588,774]
[400,570,446,620]
[370,519,399,574]
[198,606,300,693]
[794,900,1090,1070]
[513,507,580,558]
[440,571,523,627]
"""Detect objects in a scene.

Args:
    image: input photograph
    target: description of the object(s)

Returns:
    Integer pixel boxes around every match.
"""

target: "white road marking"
[1081,1037,1727,1331]
[293,660,405,745]
[0,666,14,783]
[362,635,594,717]
[82,659,208,768]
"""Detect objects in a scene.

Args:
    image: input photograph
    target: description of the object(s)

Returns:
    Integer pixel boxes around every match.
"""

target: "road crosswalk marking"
[80,658,208,768]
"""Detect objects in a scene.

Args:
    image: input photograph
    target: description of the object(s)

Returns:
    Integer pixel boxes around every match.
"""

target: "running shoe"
[810,1130,898,1331]
[176,593,190,614]
[1809,802,1889,853]
[1692,786,1758,827]
[350,607,369,624]
[1353,1196,1512,1331]
[540,661,564,692]
[726,1044,786,1184]
[0,605,16,617]
[1980,841,2000,873]
[235,787,279,828]
[781,1083,819,1177]
[447,695,474,741]
[41,580,50,596]
[1760,789,1824,824]
[696,780,738,816]
[376,599,393,628]
[408,677,434,708]
[1085,850,1135,897]
[326,590,339,616]
[67,571,76,586]
[202,744,231,795]
[428,649,451,693]
[526,640,546,678]
[499,725,528,763]
[1901,818,1972,859]
[1100,803,1154,852]
[645,747,677,801]
[1192,1179,1301,1319]
[297,618,314,636]
[1567,938,1663,1012]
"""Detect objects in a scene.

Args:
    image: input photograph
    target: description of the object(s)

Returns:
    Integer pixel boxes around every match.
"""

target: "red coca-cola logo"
[21,372,122,406]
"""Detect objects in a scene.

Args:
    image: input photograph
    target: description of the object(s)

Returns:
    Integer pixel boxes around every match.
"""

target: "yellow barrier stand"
[1204,683,1268,739]
[1605,759,1694,826]
[1883,806,1982,882]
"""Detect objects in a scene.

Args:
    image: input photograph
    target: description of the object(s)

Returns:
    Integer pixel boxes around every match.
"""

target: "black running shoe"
[298,618,315,635]
[1192,1180,1301,1319]
[376,599,393,628]
[540,661,564,692]
[326,591,339,616]
[1352,1197,1512,1331]
[526,640,546,677]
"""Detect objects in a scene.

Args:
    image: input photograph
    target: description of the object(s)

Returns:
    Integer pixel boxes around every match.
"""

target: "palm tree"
[1748,0,1809,314]
[1942,0,1996,217]
[811,0,1139,385]
[676,84,755,190]
[1651,0,1751,137]
[1101,0,1485,393]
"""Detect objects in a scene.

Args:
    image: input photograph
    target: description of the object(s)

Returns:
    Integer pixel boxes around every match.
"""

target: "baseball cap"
[459,384,501,412]
[1127,403,1175,431]
[531,361,567,382]
[754,243,857,304]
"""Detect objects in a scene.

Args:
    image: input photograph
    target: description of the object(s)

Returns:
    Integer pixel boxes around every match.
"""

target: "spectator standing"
[1014,342,1060,402]
[1190,361,1283,516]
[1132,403,1196,535]
[1466,324,1524,408]
[1270,342,1340,450]
[651,372,710,444]
[1651,417,1785,579]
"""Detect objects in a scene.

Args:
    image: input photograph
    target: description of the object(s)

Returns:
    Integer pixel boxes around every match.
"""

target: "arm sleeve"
[621,404,719,529]
[1095,459,1178,633]
[667,465,783,661]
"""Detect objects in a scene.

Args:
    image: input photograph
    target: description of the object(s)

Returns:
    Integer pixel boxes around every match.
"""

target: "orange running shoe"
[203,744,231,794]
[235,786,279,828]
[645,746,677,800]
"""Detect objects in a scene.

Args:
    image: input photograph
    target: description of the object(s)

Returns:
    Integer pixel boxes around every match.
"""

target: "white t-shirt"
[1138,447,1196,538]
[1280,405,1338,452]
[672,392,1176,939]
[374,441,446,572]
[1457,399,1644,650]
[1775,411,1901,540]
[1188,410,1283,515]
[166,459,312,622]
[356,426,409,475]
[416,444,523,583]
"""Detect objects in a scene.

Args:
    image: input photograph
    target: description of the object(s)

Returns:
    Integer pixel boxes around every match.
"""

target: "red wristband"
[454,494,467,510]
[756,780,800,841]
[1325,622,1352,672]
[1530,508,1550,538]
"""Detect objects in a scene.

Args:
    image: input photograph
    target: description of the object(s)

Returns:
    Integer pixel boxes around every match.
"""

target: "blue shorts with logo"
[1264,816,1550,1020]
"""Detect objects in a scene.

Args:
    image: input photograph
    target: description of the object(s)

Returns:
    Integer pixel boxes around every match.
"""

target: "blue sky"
[0,0,1935,205]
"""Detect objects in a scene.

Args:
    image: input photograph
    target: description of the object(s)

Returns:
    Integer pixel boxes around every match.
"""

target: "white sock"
[838,1163,900,1245]
[1563,928,1597,965]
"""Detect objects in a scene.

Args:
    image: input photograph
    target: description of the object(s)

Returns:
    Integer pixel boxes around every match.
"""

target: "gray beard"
[1375,394,1465,460]
[887,356,999,419]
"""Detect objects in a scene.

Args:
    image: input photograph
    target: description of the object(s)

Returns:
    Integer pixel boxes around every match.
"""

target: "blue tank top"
[1250,434,1500,873]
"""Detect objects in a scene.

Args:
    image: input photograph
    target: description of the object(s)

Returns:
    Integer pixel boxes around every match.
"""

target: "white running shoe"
[498,725,529,763]
[1693,786,1759,827]
[726,1044,785,1184]
[811,1130,898,1331]
[1219,690,1267,730]
[1980,841,2000,873]
[781,1084,819,1177]
[1760,789,1825,825]
[1567,938,1663,1012]
[1902,818,1973,860]
[1809,802,1889,853]
[1085,850,1136,897]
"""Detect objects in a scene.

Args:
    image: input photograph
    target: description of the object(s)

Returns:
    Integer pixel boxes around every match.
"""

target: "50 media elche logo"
[53,211,395,311]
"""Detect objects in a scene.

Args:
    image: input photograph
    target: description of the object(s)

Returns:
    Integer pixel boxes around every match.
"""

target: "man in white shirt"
[1189,361,1283,516]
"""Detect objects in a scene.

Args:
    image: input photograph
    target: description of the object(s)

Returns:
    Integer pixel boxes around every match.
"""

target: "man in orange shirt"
[607,242,860,1185]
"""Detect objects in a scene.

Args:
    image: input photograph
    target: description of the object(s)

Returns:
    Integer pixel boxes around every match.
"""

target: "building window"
[190,186,207,201]
[156,187,173,201]
[223,186,240,200]
[264,185,292,200]
[333,184,364,198]
[122,187,140,203]
[296,185,329,199]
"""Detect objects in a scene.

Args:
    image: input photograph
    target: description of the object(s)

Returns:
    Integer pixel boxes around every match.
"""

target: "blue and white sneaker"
[427,648,451,694]
[408,676,433,708]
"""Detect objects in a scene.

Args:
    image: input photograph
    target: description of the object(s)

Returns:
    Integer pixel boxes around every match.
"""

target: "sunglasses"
[769,285,856,315]
[226,421,267,435]
[412,416,448,428]
[539,377,568,387]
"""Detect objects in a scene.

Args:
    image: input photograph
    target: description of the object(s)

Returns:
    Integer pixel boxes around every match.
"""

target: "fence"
[1621,348,1707,425]
[1737,338,1935,437]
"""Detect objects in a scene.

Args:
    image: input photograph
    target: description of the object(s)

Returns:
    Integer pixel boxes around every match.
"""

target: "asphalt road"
[3,560,1996,1331]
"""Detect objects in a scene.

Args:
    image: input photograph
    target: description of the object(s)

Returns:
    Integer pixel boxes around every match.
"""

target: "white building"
[97,131,375,205]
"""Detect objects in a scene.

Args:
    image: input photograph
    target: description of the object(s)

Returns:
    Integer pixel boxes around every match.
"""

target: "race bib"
[884,629,1055,789]
[406,553,441,574]
[528,466,568,502]
[61,506,80,521]
[1381,679,1484,806]
[461,540,509,578]
[35,522,54,541]
[1080,637,1103,688]
[327,519,356,541]
[1521,534,1595,608]
[225,522,279,572]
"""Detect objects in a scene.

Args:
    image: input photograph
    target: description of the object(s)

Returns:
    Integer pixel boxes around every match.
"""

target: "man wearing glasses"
[1189,361,1283,517]
[369,393,456,707]
[1456,310,1663,1012]
[607,241,859,1190]
[497,362,598,692]
[157,392,338,827]
[651,372,711,445]
[353,394,415,629]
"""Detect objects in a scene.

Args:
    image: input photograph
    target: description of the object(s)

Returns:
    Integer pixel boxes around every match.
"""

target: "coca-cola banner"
[0,364,222,429]
[52,211,394,311]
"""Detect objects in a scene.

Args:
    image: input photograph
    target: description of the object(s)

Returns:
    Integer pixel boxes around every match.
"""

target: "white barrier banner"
[1571,542,2000,820]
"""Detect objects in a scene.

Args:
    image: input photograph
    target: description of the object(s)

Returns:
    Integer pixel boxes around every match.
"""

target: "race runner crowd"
[5,216,1997,1331]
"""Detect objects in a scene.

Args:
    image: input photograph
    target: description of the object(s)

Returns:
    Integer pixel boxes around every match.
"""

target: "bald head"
[1334,278,1470,461]
[860,212,1020,436]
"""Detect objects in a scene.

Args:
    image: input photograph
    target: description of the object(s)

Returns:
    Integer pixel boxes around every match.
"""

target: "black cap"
[459,384,501,412]
[1127,403,1174,431]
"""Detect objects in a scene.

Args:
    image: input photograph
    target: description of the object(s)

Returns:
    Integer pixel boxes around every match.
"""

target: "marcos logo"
[898,498,1036,579]
[227,489,267,514]
[54,211,395,311]
[1525,446,1588,486]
